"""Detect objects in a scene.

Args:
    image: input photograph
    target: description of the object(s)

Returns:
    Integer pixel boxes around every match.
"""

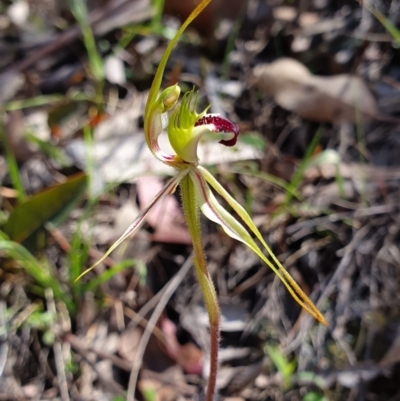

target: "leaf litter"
[252,58,400,123]
[1,0,400,400]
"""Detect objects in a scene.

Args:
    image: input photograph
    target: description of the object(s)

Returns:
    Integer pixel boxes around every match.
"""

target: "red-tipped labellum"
[195,115,239,146]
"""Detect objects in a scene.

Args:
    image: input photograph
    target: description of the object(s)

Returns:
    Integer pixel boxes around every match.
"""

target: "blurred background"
[1,0,400,400]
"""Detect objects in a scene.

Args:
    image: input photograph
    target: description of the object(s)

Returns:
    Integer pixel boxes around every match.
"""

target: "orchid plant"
[78,0,326,399]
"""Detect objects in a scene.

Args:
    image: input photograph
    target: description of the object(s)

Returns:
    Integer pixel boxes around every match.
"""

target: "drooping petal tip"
[195,115,239,147]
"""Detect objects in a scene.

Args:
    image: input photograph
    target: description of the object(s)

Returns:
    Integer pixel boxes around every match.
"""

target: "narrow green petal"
[76,169,189,281]
[191,167,327,326]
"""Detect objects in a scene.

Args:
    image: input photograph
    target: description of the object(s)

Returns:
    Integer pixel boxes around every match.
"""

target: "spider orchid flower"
[77,0,326,399]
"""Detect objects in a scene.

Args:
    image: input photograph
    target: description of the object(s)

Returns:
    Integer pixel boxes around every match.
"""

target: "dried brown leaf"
[253,58,399,123]
[161,317,203,375]
[136,176,191,245]
[118,327,142,363]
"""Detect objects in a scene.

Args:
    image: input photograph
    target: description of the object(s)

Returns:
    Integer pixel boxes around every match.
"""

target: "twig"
[122,306,165,343]
[71,346,126,396]
[0,302,8,377]
[63,332,131,372]
[47,224,116,267]
[126,255,193,401]
[283,225,371,353]
[2,0,152,74]
[45,289,70,401]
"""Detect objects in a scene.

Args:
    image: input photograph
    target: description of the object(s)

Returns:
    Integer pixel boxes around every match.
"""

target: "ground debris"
[2,0,400,400]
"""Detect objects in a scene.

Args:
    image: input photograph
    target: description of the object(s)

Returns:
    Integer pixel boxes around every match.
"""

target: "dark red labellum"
[195,115,239,146]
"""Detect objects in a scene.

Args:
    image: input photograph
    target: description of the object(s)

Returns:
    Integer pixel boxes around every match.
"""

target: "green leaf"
[3,174,86,243]
[26,310,55,330]
[266,345,296,381]
[238,132,266,151]
[142,388,157,401]
[303,392,326,401]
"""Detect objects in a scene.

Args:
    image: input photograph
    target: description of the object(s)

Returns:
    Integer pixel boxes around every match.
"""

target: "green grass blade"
[2,93,91,112]
[0,125,26,203]
[67,227,90,286]
[364,5,400,45]
[230,166,303,200]
[151,0,166,31]
[69,0,104,82]
[83,259,142,292]
[284,128,322,206]
[0,234,73,311]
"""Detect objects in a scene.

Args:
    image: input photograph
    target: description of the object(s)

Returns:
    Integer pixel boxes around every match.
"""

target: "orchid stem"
[180,175,220,401]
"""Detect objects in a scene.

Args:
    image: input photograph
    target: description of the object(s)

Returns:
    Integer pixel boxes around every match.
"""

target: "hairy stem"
[180,173,220,401]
